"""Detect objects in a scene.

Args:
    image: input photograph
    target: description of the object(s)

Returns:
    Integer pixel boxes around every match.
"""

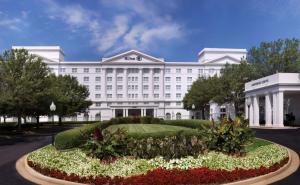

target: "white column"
[112,68,117,99]
[253,95,260,126]
[245,98,249,119]
[125,109,128,117]
[112,109,115,118]
[276,92,284,127]
[272,93,277,126]
[123,109,126,117]
[249,97,254,126]
[124,68,128,99]
[139,68,143,99]
[265,94,272,126]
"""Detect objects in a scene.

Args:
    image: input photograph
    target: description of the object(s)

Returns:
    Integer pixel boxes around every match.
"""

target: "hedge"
[54,122,103,150]
[162,119,211,129]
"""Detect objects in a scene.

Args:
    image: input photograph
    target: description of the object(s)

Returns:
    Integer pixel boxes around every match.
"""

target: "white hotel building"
[13,46,246,121]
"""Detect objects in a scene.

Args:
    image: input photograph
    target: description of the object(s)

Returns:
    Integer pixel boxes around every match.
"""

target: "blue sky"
[0,0,299,61]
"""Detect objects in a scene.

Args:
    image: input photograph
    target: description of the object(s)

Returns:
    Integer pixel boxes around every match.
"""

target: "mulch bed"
[28,157,289,185]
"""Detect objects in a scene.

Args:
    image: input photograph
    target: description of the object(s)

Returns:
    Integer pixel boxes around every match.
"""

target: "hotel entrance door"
[128,109,141,117]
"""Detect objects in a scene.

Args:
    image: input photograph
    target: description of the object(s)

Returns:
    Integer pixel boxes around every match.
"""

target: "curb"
[16,148,299,185]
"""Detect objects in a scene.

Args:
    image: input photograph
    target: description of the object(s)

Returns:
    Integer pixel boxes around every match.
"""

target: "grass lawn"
[104,124,198,138]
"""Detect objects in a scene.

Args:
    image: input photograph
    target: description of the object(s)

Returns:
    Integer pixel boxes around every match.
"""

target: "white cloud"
[0,11,25,31]
[42,0,184,54]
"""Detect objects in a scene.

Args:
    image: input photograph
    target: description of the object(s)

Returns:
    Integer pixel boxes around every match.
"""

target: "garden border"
[16,146,299,185]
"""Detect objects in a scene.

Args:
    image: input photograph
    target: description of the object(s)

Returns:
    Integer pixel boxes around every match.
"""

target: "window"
[107,94,112,98]
[187,85,192,90]
[117,77,123,81]
[143,68,149,73]
[72,68,77,73]
[165,85,171,90]
[143,77,149,82]
[143,85,149,90]
[84,68,89,73]
[166,113,171,120]
[95,68,101,73]
[95,94,101,98]
[209,68,215,73]
[187,69,192,73]
[117,68,123,73]
[106,68,113,73]
[154,94,159,98]
[165,77,171,82]
[176,112,181,120]
[84,77,89,82]
[176,102,182,106]
[117,85,123,90]
[107,77,112,82]
[106,85,112,90]
[176,93,181,98]
[154,85,159,90]
[117,94,123,98]
[153,77,159,82]
[176,68,181,73]
[165,93,171,98]
[176,77,181,82]
[165,102,171,106]
[60,68,65,73]
[187,77,192,81]
[95,102,101,107]
[143,94,149,98]
[154,68,160,73]
[176,85,181,90]
[198,69,203,74]
[84,85,89,89]
[165,68,171,73]
[95,85,101,90]
[95,77,101,81]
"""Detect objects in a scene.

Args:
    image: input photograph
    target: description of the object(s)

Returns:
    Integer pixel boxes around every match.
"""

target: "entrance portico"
[245,73,300,127]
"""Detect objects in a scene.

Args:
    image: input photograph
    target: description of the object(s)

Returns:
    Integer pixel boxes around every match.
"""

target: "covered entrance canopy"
[245,73,300,127]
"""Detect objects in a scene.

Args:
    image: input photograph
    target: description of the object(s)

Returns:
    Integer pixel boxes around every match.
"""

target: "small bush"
[151,117,164,124]
[125,132,206,160]
[107,117,133,125]
[162,119,211,129]
[141,116,153,124]
[83,128,127,160]
[205,117,255,155]
[54,122,102,150]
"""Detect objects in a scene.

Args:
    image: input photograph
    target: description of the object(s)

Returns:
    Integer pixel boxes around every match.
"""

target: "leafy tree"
[49,74,92,125]
[0,49,50,129]
[183,76,220,119]
[248,38,300,78]
[213,61,256,116]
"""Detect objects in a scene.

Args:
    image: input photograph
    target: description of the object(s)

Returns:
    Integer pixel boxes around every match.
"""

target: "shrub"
[107,117,133,125]
[162,119,211,129]
[205,117,255,155]
[140,116,153,124]
[83,128,127,160]
[54,122,102,150]
[151,117,164,124]
[125,131,206,160]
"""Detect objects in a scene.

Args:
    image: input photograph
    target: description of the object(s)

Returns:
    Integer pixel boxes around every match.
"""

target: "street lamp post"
[50,101,56,145]
[192,104,195,119]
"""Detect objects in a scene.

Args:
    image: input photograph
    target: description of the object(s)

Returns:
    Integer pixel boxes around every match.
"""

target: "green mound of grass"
[104,124,199,139]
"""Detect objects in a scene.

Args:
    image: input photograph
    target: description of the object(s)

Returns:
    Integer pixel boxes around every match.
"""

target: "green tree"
[183,76,220,119]
[0,49,50,130]
[213,61,256,116]
[248,38,300,78]
[49,74,92,125]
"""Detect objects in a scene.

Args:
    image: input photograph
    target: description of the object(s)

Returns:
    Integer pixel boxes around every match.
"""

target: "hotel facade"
[13,46,246,121]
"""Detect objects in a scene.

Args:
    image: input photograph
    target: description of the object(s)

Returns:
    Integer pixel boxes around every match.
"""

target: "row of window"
[93,93,182,99]
[60,67,217,74]
[84,84,192,91]
[82,76,194,82]
[93,102,181,107]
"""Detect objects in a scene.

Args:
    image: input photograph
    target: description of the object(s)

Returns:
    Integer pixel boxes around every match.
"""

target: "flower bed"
[28,157,288,185]
[27,142,289,184]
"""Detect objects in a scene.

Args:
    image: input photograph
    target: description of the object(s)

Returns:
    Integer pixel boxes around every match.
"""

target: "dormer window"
[137,56,142,61]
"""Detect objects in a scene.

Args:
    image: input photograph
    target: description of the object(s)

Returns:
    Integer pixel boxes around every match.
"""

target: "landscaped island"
[27,117,289,185]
